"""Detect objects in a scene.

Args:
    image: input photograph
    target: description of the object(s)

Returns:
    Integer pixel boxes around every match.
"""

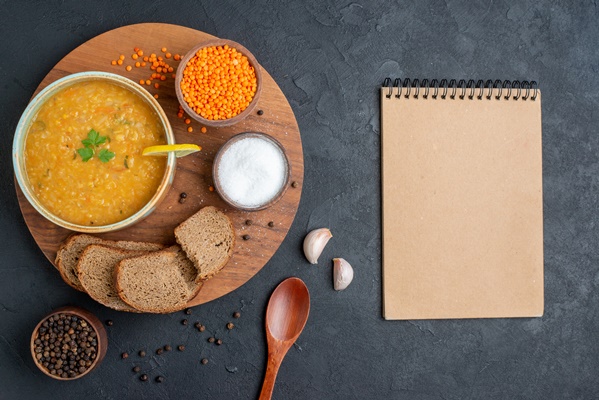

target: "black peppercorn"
[184,308,192,315]
[105,320,113,326]
[216,339,223,346]
[179,197,187,204]
[121,352,129,359]
[139,350,146,357]
[201,358,208,365]
[164,345,172,352]
[245,219,253,226]
[180,192,187,199]
[140,374,148,382]
[226,322,234,330]
[257,109,264,115]
[181,319,188,326]
[156,348,164,355]
[242,234,250,241]
[208,337,215,343]
[155,376,165,383]
[177,345,185,351]
[291,181,298,188]
[199,325,206,332]
[132,366,141,373]
[233,311,241,319]
[268,221,274,227]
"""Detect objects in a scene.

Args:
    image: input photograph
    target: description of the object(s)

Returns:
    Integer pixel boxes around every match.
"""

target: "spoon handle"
[258,352,284,400]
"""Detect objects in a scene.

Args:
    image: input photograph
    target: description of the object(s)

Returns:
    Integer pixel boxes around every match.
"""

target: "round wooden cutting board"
[15,23,303,307]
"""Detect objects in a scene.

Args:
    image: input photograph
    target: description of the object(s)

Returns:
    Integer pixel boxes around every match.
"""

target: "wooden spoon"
[259,277,310,400]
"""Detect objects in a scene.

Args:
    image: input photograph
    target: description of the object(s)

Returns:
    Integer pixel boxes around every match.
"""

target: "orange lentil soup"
[24,80,167,226]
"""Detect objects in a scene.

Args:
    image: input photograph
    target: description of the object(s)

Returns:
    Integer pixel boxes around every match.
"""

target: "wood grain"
[15,23,303,306]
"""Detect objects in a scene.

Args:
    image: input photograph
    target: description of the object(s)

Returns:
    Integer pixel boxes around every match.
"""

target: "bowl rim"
[13,71,176,233]
[175,39,263,127]
[212,132,291,211]
[30,306,108,380]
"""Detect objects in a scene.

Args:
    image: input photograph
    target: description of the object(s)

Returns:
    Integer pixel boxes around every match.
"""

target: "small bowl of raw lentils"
[30,306,107,380]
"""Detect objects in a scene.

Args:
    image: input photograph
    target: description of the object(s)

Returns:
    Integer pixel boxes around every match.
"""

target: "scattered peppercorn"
[216,339,223,346]
[179,197,187,204]
[164,345,172,352]
[185,308,192,315]
[199,325,206,332]
[291,181,298,188]
[132,366,141,373]
[268,221,275,227]
[245,219,253,226]
[105,320,113,326]
[181,319,188,326]
[156,348,164,355]
[177,345,185,351]
[242,234,251,241]
[201,358,208,365]
[139,350,146,357]
[122,352,129,359]
[233,311,241,319]
[140,374,148,382]
[194,322,201,329]
[208,337,215,343]
[257,109,264,115]
[155,376,165,383]
[180,192,187,199]
[227,322,235,330]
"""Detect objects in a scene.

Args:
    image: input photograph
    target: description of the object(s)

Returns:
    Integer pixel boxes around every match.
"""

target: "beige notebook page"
[381,88,543,320]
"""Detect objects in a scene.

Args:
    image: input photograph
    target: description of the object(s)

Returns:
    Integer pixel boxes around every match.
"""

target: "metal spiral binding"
[382,78,538,101]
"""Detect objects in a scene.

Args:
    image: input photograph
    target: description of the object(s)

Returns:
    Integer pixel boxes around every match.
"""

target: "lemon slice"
[142,144,202,158]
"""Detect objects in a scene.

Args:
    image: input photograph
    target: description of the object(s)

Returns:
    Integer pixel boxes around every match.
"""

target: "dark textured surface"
[1,1,598,398]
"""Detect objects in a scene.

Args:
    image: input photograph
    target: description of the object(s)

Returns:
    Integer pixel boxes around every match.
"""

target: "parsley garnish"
[77,129,115,163]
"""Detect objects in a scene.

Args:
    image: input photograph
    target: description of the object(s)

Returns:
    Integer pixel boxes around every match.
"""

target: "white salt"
[217,136,287,208]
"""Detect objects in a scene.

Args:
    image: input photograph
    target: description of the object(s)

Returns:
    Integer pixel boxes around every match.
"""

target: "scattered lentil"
[187,126,194,133]
[201,126,207,134]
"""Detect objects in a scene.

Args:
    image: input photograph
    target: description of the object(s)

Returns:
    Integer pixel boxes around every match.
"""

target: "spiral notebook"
[381,79,544,320]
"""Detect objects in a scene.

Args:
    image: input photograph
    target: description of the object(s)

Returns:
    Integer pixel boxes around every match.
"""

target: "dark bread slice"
[116,245,202,313]
[77,245,151,312]
[174,206,235,281]
[55,234,163,292]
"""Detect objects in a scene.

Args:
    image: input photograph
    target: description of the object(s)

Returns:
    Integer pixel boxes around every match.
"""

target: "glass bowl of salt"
[213,132,290,211]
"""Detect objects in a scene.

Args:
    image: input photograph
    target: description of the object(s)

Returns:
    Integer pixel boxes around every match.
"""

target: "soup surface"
[24,80,168,226]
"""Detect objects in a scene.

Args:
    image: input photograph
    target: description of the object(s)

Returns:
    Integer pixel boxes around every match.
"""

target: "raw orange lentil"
[166,52,172,59]
[160,75,167,81]
[139,79,145,85]
[174,54,181,61]
[137,50,144,56]
[154,83,160,89]
[184,118,191,124]
[126,65,132,71]
[142,62,147,67]
[117,59,123,65]
[119,55,125,60]
[132,53,138,60]
[180,45,257,120]
[154,94,159,99]
[143,56,149,62]
[145,80,151,85]
[172,74,176,79]
[111,60,117,65]
[135,61,141,68]
[201,126,207,134]
[208,186,214,192]
[134,47,140,52]
[187,126,193,132]
[161,47,167,53]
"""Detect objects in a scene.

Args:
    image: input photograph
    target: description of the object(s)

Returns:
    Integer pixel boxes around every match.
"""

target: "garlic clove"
[303,228,332,264]
[333,258,354,291]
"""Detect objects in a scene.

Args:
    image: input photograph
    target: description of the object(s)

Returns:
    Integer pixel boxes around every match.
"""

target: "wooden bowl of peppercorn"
[175,39,263,127]
[30,306,108,380]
